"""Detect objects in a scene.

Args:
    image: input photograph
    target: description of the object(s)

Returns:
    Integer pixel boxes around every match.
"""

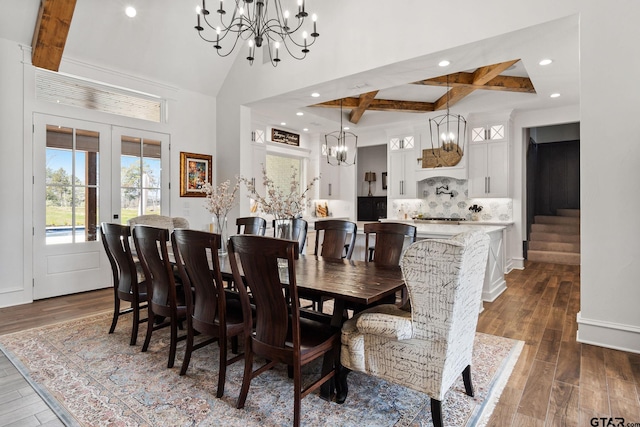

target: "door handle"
[328,183,332,197]
[487,177,491,193]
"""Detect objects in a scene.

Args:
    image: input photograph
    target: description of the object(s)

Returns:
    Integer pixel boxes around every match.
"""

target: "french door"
[33,114,170,299]
[33,114,112,299]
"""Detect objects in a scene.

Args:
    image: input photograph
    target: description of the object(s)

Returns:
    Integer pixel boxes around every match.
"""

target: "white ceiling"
[0,1,579,134]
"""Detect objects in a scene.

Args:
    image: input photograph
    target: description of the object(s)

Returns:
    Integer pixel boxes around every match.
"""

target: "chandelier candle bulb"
[311,14,318,37]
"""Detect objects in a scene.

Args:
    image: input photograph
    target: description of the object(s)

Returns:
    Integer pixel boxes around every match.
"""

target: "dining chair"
[364,222,417,306]
[273,218,308,255]
[310,219,358,311]
[313,219,357,260]
[132,225,187,369]
[236,216,267,235]
[172,229,245,397]
[364,222,417,266]
[340,231,490,427]
[100,222,148,346]
[227,235,341,427]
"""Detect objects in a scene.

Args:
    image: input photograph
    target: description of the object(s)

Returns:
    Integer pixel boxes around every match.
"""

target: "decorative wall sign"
[271,128,300,146]
[418,145,463,168]
[179,151,213,197]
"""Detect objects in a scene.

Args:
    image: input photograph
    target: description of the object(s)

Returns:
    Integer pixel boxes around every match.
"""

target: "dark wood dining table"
[216,254,405,328]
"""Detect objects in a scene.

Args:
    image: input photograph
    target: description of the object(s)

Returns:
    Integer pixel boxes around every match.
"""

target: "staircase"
[527,209,580,265]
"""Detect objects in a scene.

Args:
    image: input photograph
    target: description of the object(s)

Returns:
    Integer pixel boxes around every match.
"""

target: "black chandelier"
[428,75,466,157]
[325,99,357,166]
[194,0,319,67]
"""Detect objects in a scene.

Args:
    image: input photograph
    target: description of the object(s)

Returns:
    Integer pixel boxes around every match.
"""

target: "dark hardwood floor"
[1,261,639,426]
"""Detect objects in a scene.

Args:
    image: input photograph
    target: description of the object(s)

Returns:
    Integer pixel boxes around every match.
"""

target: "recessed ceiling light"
[280,122,286,126]
[550,93,561,98]
[303,128,309,132]
[438,60,450,67]
[539,58,553,66]
[296,112,304,116]
[125,6,137,18]
[343,126,350,130]
[311,92,320,98]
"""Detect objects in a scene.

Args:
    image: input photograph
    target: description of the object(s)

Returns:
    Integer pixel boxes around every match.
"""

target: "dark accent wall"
[533,140,580,216]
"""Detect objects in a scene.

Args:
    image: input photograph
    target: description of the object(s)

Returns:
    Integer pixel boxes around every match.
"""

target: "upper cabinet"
[319,152,341,199]
[468,122,510,198]
[388,135,416,198]
[250,141,267,197]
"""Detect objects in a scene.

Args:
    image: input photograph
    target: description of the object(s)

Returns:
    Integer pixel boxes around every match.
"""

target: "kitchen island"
[354,220,507,303]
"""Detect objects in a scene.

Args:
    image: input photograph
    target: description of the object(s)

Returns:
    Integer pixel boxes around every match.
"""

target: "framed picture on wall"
[382,172,388,190]
[179,151,213,197]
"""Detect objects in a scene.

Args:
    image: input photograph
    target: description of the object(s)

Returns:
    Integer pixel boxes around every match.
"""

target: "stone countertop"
[357,220,506,237]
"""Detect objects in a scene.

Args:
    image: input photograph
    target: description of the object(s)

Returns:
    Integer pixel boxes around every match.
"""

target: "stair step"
[534,215,580,225]
[531,223,580,234]
[557,208,581,218]
[530,231,581,243]
[528,241,580,253]
[528,250,580,265]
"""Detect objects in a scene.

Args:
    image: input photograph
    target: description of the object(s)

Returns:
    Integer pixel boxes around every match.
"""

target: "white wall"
[0,39,217,307]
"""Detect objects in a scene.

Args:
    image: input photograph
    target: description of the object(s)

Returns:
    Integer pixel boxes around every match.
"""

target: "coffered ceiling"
[311,59,536,125]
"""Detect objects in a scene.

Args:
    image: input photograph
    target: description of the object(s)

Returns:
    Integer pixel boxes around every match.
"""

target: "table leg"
[320,298,349,401]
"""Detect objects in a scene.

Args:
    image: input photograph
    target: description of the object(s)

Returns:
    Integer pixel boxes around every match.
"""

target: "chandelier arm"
[278,38,308,60]
[215,32,246,58]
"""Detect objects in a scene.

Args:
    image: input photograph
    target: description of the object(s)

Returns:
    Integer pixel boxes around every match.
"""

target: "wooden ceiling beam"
[313,97,435,113]
[349,90,379,124]
[413,73,535,93]
[31,0,77,72]
[472,59,520,85]
[432,59,522,110]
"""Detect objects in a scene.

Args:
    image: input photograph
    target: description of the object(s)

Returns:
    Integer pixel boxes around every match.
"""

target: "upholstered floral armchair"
[340,231,490,427]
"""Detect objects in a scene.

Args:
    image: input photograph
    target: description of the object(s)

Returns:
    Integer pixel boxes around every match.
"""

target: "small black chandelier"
[194,0,319,67]
[325,99,357,166]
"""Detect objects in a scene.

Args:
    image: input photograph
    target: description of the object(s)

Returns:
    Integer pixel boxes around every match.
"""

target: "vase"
[471,213,479,221]
[211,215,229,255]
[274,218,294,241]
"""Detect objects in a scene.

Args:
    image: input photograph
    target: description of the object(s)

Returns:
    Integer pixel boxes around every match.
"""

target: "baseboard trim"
[576,312,640,354]
[482,277,507,303]
[506,257,524,273]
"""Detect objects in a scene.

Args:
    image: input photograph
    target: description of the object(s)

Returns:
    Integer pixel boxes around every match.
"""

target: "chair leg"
[141,309,154,352]
[109,297,120,334]
[462,364,474,397]
[216,336,228,398]
[130,302,139,346]
[231,336,239,354]
[336,366,350,404]
[236,346,254,409]
[430,398,443,427]
[179,322,194,376]
[293,363,302,427]
[168,317,178,368]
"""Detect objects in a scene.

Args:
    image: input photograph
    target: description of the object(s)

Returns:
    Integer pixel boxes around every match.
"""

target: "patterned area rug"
[0,313,522,426]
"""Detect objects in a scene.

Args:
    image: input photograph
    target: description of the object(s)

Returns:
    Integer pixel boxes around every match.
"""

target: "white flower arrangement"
[202,179,240,218]
[242,165,319,220]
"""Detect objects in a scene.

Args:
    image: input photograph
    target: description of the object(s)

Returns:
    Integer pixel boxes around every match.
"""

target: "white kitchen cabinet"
[250,142,266,197]
[319,156,340,199]
[468,123,509,198]
[469,141,508,197]
[388,136,416,198]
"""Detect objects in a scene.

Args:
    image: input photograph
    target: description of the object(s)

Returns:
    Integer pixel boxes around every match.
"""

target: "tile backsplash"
[390,177,513,221]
